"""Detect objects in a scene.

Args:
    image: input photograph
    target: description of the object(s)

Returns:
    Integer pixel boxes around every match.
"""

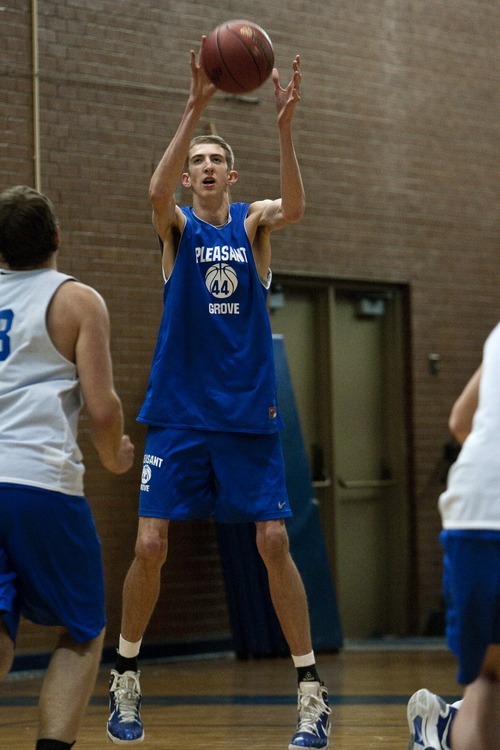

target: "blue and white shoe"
[407,688,457,750]
[107,669,144,744]
[289,682,331,749]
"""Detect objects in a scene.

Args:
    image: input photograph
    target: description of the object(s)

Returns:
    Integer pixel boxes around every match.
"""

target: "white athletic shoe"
[107,669,144,744]
[407,688,457,750]
[289,682,331,749]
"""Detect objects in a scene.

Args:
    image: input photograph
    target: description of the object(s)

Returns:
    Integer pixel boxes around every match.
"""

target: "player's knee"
[135,531,168,567]
[255,521,289,563]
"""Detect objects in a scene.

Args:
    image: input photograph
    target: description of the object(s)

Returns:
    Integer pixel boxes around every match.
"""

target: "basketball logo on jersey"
[205,263,238,298]
[141,464,152,492]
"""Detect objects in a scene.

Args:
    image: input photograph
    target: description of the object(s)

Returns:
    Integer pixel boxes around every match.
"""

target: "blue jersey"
[138,202,283,434]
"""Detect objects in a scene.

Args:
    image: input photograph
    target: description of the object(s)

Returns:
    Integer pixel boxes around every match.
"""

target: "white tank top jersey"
[0,268,84,495]
[439,321,500,530]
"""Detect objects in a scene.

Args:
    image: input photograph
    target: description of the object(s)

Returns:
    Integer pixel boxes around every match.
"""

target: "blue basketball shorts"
[139,426,292,523]
[0,483,106,644]
[440,529,500,685]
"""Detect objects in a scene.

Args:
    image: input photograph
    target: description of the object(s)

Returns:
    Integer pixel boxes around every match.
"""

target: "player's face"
[185,144,233,195]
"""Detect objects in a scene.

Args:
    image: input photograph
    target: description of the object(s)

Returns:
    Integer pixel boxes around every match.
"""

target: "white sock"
[292,651,316,669]
[119,635,142,659]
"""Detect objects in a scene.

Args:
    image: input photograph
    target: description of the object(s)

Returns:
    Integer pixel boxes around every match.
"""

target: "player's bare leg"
[38,628,104,743]
[451,646,500,750]
[121,517,169,643]
[108,517,169,744]
[256,519,331,749]
[255,519,311,655]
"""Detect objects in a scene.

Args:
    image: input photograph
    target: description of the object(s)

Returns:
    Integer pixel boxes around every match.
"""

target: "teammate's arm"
[448,365,482,445]
[48,281,134,474]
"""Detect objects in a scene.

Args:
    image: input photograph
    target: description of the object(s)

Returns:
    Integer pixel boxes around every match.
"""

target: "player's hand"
[272,55,301,127]
[189,39,218,106]
[110,434,135,474]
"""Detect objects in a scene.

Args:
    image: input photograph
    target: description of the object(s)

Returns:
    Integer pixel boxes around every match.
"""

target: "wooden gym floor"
[1,640,461,749]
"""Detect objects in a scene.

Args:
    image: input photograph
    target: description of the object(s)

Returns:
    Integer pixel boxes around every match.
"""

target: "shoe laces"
[297,690,331,736]
[111,672,141,724]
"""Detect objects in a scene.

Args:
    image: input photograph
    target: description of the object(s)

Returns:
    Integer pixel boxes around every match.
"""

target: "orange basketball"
[202,20,275,94]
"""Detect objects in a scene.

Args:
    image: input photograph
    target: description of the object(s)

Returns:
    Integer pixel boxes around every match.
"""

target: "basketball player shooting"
[107,38,331,750]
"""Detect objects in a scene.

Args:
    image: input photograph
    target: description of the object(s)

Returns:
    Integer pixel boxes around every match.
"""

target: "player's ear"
[181,172,191,188]
[227,169,238,185]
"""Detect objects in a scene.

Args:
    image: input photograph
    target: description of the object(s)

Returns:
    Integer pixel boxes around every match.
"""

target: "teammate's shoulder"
[56,278,107,312]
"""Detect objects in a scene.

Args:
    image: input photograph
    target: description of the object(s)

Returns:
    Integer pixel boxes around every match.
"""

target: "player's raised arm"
[149,40,218,233]
[273,55,305,224]
[247,56,305,238]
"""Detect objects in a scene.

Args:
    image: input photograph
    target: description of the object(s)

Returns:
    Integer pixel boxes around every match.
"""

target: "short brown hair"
[0,185,58,268]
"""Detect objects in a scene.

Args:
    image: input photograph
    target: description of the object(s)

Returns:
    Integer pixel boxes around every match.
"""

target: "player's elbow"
[149,182,164,205]
[149,185,176,220]
[448,412,468,446]
[282,202,305,224]
[149,174,171,203]
[285,210,304,224]
[87,394,123,435]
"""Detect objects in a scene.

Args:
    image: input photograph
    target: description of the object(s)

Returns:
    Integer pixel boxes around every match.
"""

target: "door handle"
[312,478,332,488]
[337,477,396,489]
